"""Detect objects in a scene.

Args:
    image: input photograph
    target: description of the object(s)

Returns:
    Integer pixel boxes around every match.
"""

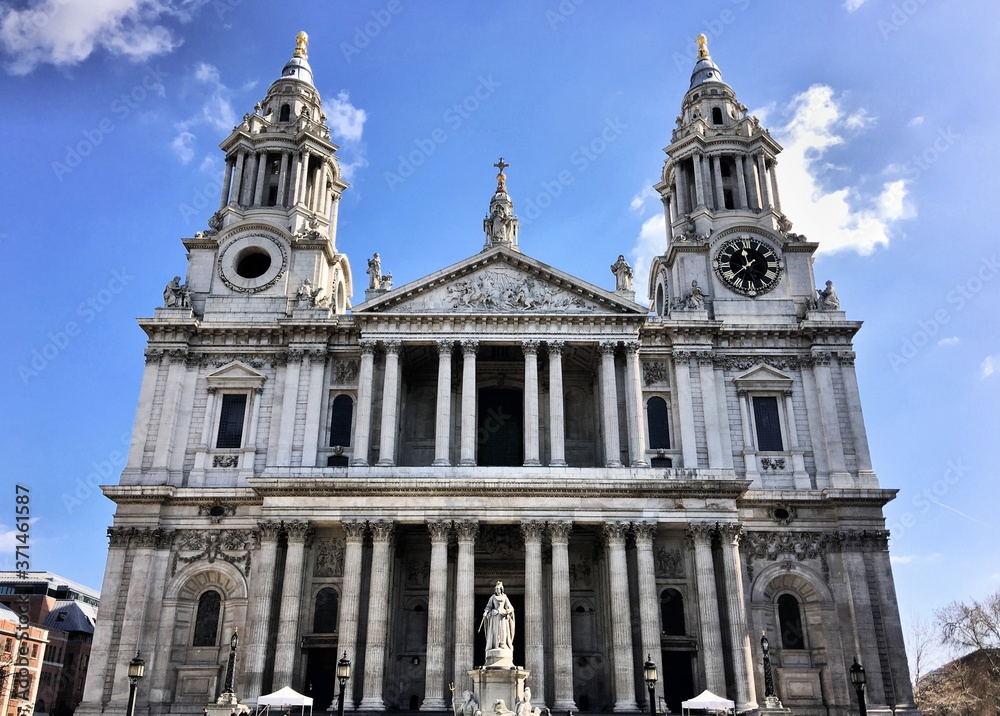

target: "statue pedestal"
[468,666,529,716]
[758,696,793,716]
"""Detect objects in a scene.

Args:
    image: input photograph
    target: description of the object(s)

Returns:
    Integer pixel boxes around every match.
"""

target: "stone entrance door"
[477,388,523,466]
[662,650,695,713]
[305,648,339,710]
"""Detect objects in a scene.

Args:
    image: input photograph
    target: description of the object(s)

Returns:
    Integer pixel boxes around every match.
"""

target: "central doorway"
[477,388,523,466]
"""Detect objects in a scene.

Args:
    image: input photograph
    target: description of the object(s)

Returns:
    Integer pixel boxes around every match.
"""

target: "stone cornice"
[101,485,262,506]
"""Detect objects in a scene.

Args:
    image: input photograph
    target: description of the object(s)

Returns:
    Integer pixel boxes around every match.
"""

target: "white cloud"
[323,90,368,180]
[981,355,997,379]
[891,554,915,565]
[938,336,959,346]
[171,130,194,164]
[771,84,913,255]
[630,186,657,213]
[909,115,925,127]
[844,0,868,10]
[627,212,666,305]
[0,0,203,75]
[171,63,237,164]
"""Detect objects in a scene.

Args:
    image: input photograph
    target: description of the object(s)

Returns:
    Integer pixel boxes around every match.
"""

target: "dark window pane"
[650,457,672,468]
[778,593,805,649]
[193,590,221,646]
[216,394,247,448]
[753,396,783,451]
[647,397,671,449]
[329,395,354,447]
[660,588,685,636]
[314,588,339,633]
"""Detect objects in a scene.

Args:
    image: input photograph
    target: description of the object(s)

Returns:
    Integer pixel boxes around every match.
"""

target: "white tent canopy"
[681,690,735,713]
[256,686,313,715]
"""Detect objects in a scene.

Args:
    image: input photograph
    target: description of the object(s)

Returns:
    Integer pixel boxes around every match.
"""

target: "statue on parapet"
[815,280,840,310]
[610,255,633,292]
[163,276,191,308]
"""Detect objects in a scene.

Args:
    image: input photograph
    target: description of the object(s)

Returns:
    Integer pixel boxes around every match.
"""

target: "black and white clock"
[712,234,783,297]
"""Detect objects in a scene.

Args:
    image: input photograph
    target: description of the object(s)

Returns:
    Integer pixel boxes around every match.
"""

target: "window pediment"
[206,361,266,391]
[732,363,793,392]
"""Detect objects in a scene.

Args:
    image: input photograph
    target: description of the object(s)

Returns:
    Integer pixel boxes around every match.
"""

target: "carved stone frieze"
[743,530,832,581]
[760,457,786,471]
[478,524,523,559]
[442,268,596,313]
[643,361,668,385]
[213,455,239,468]
[333,359,359,383]
[569,558,593,588]
[655,547,684,578]
[714,356,802,372]
[198,504,237,523]
[171,528,257,577]
[406,559,431,587]
[313,537,345,577]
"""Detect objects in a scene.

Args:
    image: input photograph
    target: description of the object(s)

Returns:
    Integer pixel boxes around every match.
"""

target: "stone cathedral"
[78,33,917,716]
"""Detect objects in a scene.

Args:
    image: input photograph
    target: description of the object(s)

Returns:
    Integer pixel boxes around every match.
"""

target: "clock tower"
[649,34,820,322]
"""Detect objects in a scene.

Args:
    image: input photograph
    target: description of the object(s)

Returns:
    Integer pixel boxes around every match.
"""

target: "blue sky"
[1,0,997,669]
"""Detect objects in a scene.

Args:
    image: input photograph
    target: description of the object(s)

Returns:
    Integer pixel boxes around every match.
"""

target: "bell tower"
[648,35,820,323]
[178,31,353,319]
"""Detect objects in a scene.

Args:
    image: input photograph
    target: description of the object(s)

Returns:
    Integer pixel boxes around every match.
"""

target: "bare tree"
[906,612,942,701]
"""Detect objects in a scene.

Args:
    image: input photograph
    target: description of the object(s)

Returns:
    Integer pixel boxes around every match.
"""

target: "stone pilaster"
[603,522,638,712]
[718,523,757,712]
[459,341,479,466]
[335,520,367,709]
[549,522,576,711]
[673,351,698,468]
[244,521,282,701]
[521,521,546,707]
[453,520,478,690]
[359,520,395,710]
[111,528,157,702]
[599,341,622,467]
[300,350,328,467]
[547,341,567,466]
[623,341,649,467]
[81,528,129,706]
[686,524,726,695]
[351,340,376,466]
[273,521,314,688]
[632,522,663,707]
[422,520,452,710]
[276,353,303,466]
[433,341,453,467]
[522,341,541,466]
[812,351,849,484]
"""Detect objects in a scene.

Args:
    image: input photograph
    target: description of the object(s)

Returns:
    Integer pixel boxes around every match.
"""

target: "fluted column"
[276,150,291,206]
[220,156,234,209]
[453,520,478,690]
[756,153,772,209]
[359,521,395,710]
[293,149,311,205]
[632,523,663,708]
[239,150,257,207]
[335,519,367,711]
[229,152,246,207]
[549,523,576,710]
[433,341,453,466]
[351,340,376,466]
[743,155,759,210]
[623,341,648,467]
[718,523,757,712]
[459,340,479,466]
[244,521,282,701]
[711,155,725,210]
[686,524,725,695]
[599,341,622,467]
[733,154,748,209]
[253,150,267,206]
[523,340,541,466]
[604,522,638,712]
[769,159,781,211]
[376,340,402,466]
[521,522,546,707]
[547,341,567,466]
[692,154,707,208]
[273,521,314,687]
[422,521,452,710]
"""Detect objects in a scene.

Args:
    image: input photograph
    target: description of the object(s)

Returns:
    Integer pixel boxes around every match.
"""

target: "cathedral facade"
[78,33,917,716]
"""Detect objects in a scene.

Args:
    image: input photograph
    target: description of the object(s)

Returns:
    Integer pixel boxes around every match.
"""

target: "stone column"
[599,341,622,467]
[521,522,546,708]
[523,340,541,466]
[686,524,726,695]
[756,153,772,209]
[139,531,175,704]
[743,155,759,210]
[335,520,367,709]
[230,152,246,207]
[276,150,291,206]
[288,151,302,206]
[549,523,577,711]
[673,351,698,468]
[711,155,725,210]
[632,523,664,707]
[623,341,648,467]
[737,389,761,486]
[453,520,478,690]
[253,150,268,206]
[769,159,782,211]
[675,164,690,215]
[273,521,314,687]
[422,521,452,710]
[603,522,638,712]
[376,340,402,466]
[783,389,809,488]
[733,154,748,209]
[717,523,757,712]
[547,341,567,466]
[692,154,707,208]
[80,528,130,705]
[351,340,376,466]
[664,196,675,240]
[220,156,234,209]
[294,149,311,205]
[433,341,453,466]
[360,521,395,710]
[459,340,479,466]
[243,522,282,701]
[240,150,257,206]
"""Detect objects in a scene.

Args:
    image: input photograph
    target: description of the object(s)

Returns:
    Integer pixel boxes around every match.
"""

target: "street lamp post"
[336,652,351,716]
[643,655,658,716]
[849,658,867,716]
[126,651,145,716]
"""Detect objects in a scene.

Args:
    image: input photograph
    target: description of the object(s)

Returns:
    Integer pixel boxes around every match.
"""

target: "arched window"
[279,104,291,122]
[329,395,354,447]
[712,107,723,125]
[778,593,805,649]
[313,588,339,633]
[660,588,685,636]
[193,590,222,646]
[647,397,671,449]
[655,284,664,316]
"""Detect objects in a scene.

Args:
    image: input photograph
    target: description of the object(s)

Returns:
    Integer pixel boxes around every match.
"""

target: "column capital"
[454,519,479,542]
[520,521,545,542]
[548,521,572,544]
[547,340,565,355]
[342,519,367,541]
[631,521,656,544]
[436,339,454,355]
[685,522,716,545]
[285,520,314,544]
[427,519,452,542]
[598,340,618,356]
[602,521,629,544]
[369,519,395,542]
[383,339,402,355]
[461,339,480,355]
[623,340,641,355]
[717,521,744,545]
[358,339,377,355]
[522,340,540,355]
[258,520,283,542]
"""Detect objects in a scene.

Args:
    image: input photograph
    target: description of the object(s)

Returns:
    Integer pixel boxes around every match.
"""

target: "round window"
[236,249,272,278]
[217,231,287,293]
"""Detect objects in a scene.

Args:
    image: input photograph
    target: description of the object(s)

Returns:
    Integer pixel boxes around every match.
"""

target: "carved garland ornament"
[171,528,258,577]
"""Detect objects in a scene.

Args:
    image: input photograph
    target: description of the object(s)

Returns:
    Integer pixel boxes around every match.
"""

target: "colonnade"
[218,146,337,216]
[667,150,781,219]
[350,339,648,469]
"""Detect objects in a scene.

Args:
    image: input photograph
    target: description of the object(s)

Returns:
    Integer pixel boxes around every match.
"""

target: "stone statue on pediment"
[815,280,840,310]
[610,255,633,292]
[163,276,191,308]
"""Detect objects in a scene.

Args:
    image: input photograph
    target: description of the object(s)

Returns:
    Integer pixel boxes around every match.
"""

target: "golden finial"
[493,157,509,190]
[294,31,309,58]
[696,33,709,60]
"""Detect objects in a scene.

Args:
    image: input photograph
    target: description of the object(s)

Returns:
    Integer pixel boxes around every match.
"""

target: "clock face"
[712,235,783,296]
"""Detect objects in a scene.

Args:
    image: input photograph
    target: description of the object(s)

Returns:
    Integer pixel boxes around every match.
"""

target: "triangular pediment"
[205,361,267,387]
[354,245,646,315]
[732,363,794,389]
